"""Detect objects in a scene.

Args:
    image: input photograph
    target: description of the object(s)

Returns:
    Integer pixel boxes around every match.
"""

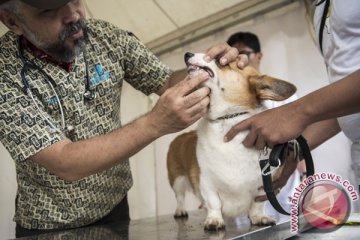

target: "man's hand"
[225,103,308,149]
[204,42,248,68]
[255,150,298,202]
[149,73,210,135]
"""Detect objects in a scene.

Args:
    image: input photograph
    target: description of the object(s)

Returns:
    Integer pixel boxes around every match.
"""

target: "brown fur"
[167,131,200,195]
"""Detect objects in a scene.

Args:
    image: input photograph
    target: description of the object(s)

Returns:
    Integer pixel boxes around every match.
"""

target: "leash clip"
[258,136,315,216]
[261,159,281,176]
[259,147,281,176]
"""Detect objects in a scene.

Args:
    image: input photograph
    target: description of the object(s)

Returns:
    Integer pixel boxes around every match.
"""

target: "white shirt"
[314,1,360,212]
[313,0,360,142]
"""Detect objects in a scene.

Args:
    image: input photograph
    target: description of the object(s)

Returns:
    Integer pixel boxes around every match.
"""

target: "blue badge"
[46,96,59,111]
[89,63,111,88]
[47,96,58,106]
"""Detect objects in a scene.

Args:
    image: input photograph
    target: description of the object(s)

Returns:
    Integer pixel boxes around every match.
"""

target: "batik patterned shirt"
[0,19,171,229]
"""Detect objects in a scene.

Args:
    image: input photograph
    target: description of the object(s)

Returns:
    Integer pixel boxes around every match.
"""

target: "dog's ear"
[250,75,297,101]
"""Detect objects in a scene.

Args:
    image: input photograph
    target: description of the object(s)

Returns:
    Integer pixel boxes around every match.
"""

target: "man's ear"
[0,10,23,35]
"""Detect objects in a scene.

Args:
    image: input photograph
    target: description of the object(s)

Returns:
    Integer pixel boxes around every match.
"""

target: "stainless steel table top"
[15,210,360,240]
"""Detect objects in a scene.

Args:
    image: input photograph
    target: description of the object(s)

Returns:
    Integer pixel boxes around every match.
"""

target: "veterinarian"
[225,0,360,208]
[0,0,245,237]
[227,31,305,218]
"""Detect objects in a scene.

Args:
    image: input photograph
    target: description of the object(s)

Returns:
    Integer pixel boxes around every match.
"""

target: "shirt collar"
[20,36,73,72]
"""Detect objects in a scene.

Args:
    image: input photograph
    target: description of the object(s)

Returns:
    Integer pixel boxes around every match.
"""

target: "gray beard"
[23,20,88,63]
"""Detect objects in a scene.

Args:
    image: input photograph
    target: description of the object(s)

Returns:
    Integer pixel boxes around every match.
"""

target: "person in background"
[225,1,360,211]
[0,0,244,237]
[227,31,305,220]
[227,31,263,71]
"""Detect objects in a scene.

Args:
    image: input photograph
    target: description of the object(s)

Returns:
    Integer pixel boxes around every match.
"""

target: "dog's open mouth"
[187,64,215,78]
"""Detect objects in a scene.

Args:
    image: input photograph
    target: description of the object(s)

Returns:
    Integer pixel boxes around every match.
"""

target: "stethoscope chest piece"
[84,90,96,101]
[46,125,74,135]
[66,125,75,133]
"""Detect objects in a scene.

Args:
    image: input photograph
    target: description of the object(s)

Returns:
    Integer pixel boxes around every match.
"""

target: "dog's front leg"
[202,188,225,231]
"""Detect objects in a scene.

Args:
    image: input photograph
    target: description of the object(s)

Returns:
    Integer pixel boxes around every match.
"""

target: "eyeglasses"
[238,50,255,57]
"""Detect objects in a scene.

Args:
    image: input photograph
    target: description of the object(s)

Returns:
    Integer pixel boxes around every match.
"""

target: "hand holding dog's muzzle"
[203,43,248,68]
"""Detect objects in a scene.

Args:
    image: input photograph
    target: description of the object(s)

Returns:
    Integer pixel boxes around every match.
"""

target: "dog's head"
[184,52,296,118]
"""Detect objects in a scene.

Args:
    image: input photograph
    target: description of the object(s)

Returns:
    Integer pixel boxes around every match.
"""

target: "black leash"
[259,135,315,215]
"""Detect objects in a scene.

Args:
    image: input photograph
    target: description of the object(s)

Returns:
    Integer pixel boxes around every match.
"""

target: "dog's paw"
[174,209,188,218]
[204,217,226,231]
[250,215,276,226]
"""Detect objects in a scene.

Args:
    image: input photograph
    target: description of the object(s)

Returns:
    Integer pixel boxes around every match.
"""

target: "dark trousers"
[16,196,130,238]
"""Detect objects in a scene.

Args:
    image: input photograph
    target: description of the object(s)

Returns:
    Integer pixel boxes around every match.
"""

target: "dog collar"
[212,111,249,122]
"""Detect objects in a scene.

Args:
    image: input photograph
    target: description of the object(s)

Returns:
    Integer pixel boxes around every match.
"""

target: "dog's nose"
[184,52,194,62]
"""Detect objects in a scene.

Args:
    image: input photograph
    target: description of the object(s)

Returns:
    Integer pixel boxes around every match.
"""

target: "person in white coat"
[225,0,360,212]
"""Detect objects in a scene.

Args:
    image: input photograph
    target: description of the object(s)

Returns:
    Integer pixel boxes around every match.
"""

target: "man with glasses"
[227,32,263,72]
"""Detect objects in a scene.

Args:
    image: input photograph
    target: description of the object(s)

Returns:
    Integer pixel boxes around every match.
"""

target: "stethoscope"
[17,38,96,135]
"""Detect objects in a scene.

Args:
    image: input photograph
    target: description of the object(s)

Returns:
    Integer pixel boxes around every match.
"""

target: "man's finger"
[254,136,267,150]
[205,46,239,65]
[255,195,268,202]
[224,120,251,142]
[186,98,210,123]
[204,43,228,62]
[204,44,240,65]
[237,54,249,69]
[177,73,209,96]
[217,47,239,65]
[183,87,210,108]
[271,179,288,192]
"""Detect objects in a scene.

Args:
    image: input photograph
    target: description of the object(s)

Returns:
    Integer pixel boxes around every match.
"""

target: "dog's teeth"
[187,64,212,78]
[189,69,209,78]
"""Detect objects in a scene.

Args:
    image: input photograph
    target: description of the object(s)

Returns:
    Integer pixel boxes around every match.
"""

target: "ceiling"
[85,0,243,43]
[85,0,298,55]
[0,0,298,55]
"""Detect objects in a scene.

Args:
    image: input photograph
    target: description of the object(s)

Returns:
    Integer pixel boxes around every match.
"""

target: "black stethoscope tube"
[17,38,95,134]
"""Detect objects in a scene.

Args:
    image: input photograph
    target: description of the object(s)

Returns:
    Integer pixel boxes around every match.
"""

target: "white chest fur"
[196,113,263,217]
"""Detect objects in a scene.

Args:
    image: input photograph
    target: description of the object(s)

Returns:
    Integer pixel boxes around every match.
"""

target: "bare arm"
[31,74,210,181]
[225,68,360,149]
[302,118,341,150]
[31,42,244,182]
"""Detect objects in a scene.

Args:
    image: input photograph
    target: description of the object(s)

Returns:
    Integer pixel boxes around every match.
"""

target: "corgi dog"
[166,52,296,231]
